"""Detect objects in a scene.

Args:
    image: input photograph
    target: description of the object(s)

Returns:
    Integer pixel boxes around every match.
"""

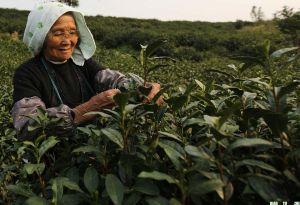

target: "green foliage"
[0,8,291,62]
[0,8,300,205]
[276,11,300,46]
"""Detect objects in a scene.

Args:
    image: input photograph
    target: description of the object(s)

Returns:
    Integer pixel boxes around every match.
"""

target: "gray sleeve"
[94,69,129,92]
[11,96,74,141]
[11,96,46,132]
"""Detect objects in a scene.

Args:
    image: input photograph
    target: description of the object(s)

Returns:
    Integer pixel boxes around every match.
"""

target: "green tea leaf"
[283,169,300,187]
[145,196,169,205]
[52,177,83,204]
[77,127,92,136]
[140,44,147,67]
[158,131,182,142]
[52,177,64,203]
[270,47,298,58]
[24,163,45,175]
[23,141,35,148]
[61,177,83,193]
[169,198,182,205]
[6,184,35,198]
[25,196,48,205]
[159,140,185,170]
[38,136,59,161]
[248,176,284,202]
[189,179,225,195]
[229,138,275,151]
[185,145,211,160]
[72,145,100,154]
[195,79,206,91]
[138,171,179,184]
[183,118,205,127]
[105,174,124,205]
[236,159,280,174]
[101,128,124,149]
[123,193,141,205]
[133,179,159,196]
[84,167,99,194]
[51,177,83,204]
[114,92,130,114]
[60,194,84,205]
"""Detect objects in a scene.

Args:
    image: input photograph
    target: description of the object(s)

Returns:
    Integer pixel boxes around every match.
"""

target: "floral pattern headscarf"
[23,1,96,66]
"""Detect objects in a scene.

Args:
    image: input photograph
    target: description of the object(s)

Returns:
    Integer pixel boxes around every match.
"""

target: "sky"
[0,0,299,22]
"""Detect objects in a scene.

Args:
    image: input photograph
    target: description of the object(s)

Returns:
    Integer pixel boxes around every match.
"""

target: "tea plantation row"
[0,32,300,205]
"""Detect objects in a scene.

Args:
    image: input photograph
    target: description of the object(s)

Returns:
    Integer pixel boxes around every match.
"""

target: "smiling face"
[43,13,79,62]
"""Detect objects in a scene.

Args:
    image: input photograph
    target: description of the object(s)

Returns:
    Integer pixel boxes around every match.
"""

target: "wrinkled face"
[43,13,79,62]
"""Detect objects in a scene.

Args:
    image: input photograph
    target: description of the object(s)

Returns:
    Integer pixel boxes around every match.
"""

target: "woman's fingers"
[103,88,121,98]
[144,83,164,105]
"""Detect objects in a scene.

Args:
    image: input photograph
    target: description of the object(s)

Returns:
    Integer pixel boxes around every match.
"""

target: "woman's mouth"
[59,48,71,51]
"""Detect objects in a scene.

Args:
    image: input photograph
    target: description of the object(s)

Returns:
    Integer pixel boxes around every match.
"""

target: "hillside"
[0,8,291,62]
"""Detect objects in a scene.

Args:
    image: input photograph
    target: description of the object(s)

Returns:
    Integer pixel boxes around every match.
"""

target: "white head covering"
[23,1,96,66]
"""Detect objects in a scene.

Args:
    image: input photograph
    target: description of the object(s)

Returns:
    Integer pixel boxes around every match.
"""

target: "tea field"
[0,11,300,205]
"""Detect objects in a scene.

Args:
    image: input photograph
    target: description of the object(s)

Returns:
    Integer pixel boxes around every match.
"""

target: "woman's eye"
[69,30,78,35]
[53,31,63,36]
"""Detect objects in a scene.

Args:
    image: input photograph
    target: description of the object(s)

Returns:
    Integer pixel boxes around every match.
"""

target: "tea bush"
[0,34,299,205]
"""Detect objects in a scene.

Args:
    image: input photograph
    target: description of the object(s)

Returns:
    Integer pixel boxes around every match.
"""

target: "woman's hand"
[72,89,120,124]
[143,83,164,106]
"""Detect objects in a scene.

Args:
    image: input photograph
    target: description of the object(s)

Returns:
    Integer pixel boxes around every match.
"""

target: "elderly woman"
[11,2,161,140]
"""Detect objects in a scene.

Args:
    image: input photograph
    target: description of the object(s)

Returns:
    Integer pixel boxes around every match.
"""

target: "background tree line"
[0,6,299,61]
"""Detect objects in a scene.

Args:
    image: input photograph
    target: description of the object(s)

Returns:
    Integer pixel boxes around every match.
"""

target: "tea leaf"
[123,193,141,205]
[102,128,124,149]
[61,177,83,193]
[38,136,59,161]
[52,177,64,203]
[105,174,124,205]
[133,179,159,195]
[283,169,300,187]
[236,159,280,174]
[158,131,181,142]
[189,179,225,195]
[84,167,99,194]
[25,196,48,205]
[229,138,276,151]
[138,171,179,184]
[51,177,83,204]
[185,145,211,160]
[248,176,284,202]
[270,47,298,58]
[145,196,169,205]
[72,145,100,154]
[77,127,92,136]
[24,163,45,175]
[114,92,130,113]
[169,198,181,205]
[60,194,84,205]
[6,184,35,197]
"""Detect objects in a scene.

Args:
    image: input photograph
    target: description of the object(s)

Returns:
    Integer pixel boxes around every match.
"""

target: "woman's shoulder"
[14,56,43,77]
[83,58,104,70]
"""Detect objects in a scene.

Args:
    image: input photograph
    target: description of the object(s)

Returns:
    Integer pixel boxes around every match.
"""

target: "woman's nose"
[61,37,71,44]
